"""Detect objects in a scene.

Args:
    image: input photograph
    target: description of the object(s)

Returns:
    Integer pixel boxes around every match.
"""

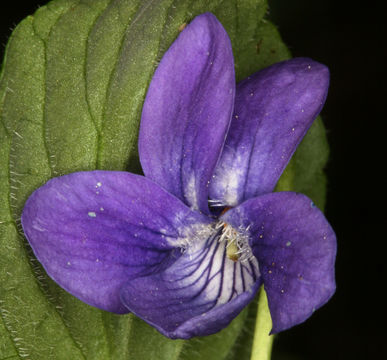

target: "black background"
[269,1,385,359]
[1,1,385,359]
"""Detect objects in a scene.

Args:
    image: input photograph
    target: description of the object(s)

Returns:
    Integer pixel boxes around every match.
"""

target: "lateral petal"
[139,13,235,214]
[121,223,261,339]
[21,171,209,313]
[210,58,329,206]
[222,192,336,333]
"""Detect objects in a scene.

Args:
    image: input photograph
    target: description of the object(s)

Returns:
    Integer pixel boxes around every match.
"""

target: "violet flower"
[21,13,336,339]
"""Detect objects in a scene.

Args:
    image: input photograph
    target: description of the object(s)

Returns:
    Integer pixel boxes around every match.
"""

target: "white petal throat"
[168,221,260,307]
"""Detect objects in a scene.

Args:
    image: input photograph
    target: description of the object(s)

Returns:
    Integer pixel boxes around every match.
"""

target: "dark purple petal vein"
[121,224,261,339]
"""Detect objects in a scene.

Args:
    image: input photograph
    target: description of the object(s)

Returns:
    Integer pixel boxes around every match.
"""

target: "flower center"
[215,221,253,262]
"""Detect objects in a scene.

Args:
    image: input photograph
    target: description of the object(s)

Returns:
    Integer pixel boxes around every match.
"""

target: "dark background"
[268,1,385,359]
[1,1,385,359]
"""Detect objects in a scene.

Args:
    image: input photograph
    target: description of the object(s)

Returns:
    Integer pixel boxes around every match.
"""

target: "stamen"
[174,220,255,263]
[216,221,254,262]
[219,206,231,216]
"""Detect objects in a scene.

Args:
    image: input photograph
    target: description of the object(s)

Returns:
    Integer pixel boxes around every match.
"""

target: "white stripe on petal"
[165,221,260,310]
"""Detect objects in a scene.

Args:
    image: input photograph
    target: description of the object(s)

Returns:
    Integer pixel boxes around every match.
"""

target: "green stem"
[250,288,274,360]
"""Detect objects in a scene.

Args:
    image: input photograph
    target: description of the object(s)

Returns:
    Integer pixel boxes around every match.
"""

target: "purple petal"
[21,171,210,313]
[139,13,235,214]
[209,58,330,206]
[222,192,336,333]
[120,222,261,339]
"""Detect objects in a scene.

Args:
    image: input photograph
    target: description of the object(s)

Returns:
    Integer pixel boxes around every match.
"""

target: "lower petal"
[120,222,261,339]
[21,171,209,313]
[222,192,336,333]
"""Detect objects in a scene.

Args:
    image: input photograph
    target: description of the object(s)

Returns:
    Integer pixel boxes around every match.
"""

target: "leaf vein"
[98,0,154,168]
[0,311,22,360]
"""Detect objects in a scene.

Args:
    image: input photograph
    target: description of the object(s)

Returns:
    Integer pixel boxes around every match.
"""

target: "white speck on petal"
[286,241,292,247]
[88,212,97,218]
[96,182,102,188]
[32,220,46,232]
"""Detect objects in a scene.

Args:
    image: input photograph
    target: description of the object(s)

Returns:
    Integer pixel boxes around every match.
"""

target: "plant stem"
[250,288,274,360]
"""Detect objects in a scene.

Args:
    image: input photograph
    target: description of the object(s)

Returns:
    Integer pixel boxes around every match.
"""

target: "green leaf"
[0,0,330,359]
[276,117,329,210]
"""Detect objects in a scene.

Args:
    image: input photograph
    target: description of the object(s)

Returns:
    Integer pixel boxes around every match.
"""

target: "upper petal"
[139,13,235,214]
[21,171,210,313]
[222,192,336,333]
[209,58,330,206]
[120,221,261,339]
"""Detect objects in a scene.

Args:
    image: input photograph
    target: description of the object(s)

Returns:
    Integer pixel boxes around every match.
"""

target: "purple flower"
[21,13,336,340]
